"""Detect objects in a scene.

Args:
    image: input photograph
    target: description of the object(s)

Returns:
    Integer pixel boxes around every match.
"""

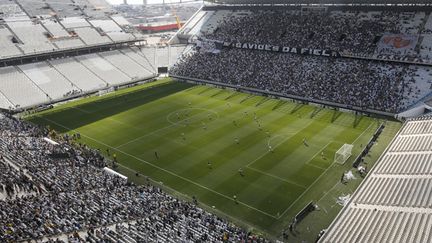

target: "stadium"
[0,0,432,242]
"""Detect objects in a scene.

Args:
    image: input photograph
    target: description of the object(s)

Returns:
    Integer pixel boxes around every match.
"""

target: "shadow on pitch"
[29,82,192,133]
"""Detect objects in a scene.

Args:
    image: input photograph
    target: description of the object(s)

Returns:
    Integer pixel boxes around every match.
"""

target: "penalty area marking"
[245,120,314,168]
[277,121,373,219]
[304,141,333,170]
[37,116,278,219]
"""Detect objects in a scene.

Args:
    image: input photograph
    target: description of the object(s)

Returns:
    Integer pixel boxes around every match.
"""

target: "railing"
[0,38,145,63]
[352,123,385,168]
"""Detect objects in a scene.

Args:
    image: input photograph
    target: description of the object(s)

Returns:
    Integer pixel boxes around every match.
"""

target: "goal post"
[334,144,354,164]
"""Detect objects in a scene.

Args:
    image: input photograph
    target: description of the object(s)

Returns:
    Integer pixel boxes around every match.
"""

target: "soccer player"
[181,132,186,140]
[106,148,110,156]
[321,151,325,159]
[303,138,309,147]
[268,145,274,153]
[235,137,239,144]
[238,168,244,176]
[154,151,159,159]
[233,195,238,204]
[207,161,212,169]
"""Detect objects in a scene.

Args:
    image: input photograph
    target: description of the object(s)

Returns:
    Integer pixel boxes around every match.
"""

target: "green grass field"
[26,79,401,242]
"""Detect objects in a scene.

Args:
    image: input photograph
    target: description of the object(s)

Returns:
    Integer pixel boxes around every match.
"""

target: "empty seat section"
[49,58,107,91]
[19,62,77,100]
[76,53,130,85]
[98,50,154,80]
[0,66,48,108]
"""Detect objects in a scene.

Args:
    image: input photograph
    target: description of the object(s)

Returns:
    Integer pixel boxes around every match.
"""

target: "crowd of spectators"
[203,10,410,57]
[171,48,418,113]
[0,113,266,242]
[0,158,34,198]
[169,9,432,113]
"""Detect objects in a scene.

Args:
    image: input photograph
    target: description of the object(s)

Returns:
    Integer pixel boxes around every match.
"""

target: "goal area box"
[334,144,354,165]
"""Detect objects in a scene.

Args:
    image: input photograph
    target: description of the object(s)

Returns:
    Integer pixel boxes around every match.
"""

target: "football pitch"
[27,79,401,241]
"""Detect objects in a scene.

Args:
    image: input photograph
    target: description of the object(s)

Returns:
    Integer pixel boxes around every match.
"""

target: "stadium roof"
[206,0,432,5]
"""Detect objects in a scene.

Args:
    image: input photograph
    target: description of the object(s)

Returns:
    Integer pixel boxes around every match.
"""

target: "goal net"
[334,144,354,164]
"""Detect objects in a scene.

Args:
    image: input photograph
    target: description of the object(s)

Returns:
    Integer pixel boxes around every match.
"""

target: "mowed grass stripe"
[37,115,279,219]
[74,86,308,216]
[27,81,398,239]
[108,90,235,148]
[118,96,309,214]
[37,82,191,132]
[250,114,373,182]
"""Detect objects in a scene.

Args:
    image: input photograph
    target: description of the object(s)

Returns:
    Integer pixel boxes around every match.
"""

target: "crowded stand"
[169,9,432,113]
[199,10,431,58]
[0,157,34,199]
[203,10,397,57]
[0,114,265,242]
[171,48,431,113]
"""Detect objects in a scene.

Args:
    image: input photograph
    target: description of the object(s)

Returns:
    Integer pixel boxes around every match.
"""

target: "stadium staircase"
[0,89,15,109]
[97,53,132,79]
[119,48,155,75]
[48,61,83,92]
[16,66,53,101]
[4,24,25,55]
[133,47,158,73]
[415,12,431,53]
[74,56,111,86]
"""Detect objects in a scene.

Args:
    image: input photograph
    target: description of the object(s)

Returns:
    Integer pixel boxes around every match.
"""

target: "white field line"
[247,166,306,189]
[278,122,371,219]
[307,163,327,171]
[116,123,179,149]
[352,122,374,145]
[316,181,341,204]
[72,106,141,131]
[116,163,271,234]
[116,108,217,149]
[267,134,281,147]
[321,205,328,214]
[245,120,314,168]
[303,141,332,170]
[138,132,203,155]
[72,106,91,114]
[38,116,278,219]
[278,159,339,219]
